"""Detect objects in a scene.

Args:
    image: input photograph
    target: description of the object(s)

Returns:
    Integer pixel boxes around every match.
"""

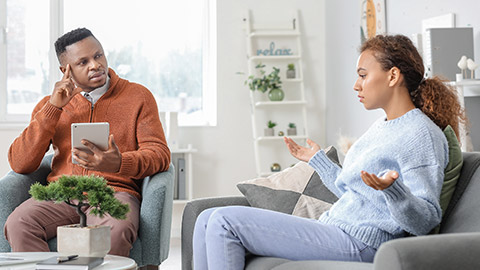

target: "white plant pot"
[287,128,297,136]
[57,224,111,257]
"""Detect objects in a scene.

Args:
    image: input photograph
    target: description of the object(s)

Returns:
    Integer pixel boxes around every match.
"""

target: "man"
[4,28,170,256]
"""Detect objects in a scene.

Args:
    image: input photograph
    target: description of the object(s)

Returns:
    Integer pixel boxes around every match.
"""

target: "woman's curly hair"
[360,34,467,139]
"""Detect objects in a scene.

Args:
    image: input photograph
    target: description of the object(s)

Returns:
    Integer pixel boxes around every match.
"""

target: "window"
[0,0,216,126]
[0,0,50,122]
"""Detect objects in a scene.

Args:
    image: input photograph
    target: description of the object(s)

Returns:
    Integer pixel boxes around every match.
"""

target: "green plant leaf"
[29,175,130,222]
[267,120,277,128]
[244,64,282,93]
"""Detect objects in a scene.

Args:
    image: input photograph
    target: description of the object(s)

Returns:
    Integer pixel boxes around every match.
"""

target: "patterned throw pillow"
[236,147,339,219]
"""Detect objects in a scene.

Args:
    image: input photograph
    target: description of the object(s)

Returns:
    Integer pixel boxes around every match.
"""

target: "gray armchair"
[0,154,175,268]
[182,152,480,270]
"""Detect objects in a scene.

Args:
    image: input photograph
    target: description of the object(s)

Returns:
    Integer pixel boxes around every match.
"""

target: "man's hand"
[50,64,83,108]
[284,137,321,162]
[361,170,399,190]
[72,134,122,173]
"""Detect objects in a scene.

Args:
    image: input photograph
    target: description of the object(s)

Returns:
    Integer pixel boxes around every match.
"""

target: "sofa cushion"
[439,125,463,213]
[430,125,464,234]
[270,260,374,270]
[440,152,480,233]
[237,146,338,219]
[245,256,374,270]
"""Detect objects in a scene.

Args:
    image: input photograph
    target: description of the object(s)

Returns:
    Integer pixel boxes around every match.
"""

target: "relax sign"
[257,42,293,56]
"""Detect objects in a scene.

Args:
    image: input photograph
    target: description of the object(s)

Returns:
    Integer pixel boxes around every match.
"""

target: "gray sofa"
[182,152,480,270]
[0,154,175,267]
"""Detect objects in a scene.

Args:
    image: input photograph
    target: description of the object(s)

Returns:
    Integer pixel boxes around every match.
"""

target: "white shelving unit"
[453,79,480,97]
[450,79,480,151]
[244,10,309,177]
[171,145,197,203]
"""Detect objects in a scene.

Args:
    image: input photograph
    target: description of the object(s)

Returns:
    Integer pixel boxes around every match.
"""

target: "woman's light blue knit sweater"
[309,108,449,249]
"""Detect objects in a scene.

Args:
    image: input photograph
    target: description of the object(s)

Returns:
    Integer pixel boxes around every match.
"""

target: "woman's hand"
[361,170,399,190]
[284,137,321,162]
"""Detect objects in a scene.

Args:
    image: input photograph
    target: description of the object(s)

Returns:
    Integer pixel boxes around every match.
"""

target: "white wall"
[0,129,20,175]
[325,0,480,150]
[179,0,326,199]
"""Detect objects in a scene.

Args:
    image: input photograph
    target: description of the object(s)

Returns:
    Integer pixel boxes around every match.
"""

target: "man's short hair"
[54,28,95,61]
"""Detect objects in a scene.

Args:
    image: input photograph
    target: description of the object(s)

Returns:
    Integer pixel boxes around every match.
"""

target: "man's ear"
[388,67,402,87]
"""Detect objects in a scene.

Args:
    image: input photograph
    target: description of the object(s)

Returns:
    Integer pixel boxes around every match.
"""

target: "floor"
[160,237,181,270]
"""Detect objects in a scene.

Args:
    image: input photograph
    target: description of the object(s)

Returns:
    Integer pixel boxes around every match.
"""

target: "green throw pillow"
[440,125,463,213]
[430,125,463,234]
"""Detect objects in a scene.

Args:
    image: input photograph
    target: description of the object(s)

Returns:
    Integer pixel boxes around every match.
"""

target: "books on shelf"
[36,256,103,270]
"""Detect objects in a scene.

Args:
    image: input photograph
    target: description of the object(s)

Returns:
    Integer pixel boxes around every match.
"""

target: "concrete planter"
[57,224,110,257]
[286,69,296,78]
[264,128,274,136]
[287,128,297,136]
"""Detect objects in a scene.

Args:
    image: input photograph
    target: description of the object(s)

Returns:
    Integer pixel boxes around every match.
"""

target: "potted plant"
[264,120,277,136]
[286,63,296,79]
[245,63,284,101]
[29,175,129,257]
[287,122,297,136]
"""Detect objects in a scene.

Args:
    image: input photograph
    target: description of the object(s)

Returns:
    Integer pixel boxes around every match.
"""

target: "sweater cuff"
[382,179,409,201]
[308,149,335,172]
[118,153,135,176]
[41,102,63,121]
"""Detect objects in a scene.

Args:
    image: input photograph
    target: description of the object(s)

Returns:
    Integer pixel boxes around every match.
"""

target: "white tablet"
[71,122,109,164]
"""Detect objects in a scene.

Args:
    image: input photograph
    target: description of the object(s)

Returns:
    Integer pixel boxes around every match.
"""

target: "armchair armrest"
[181,196,250,270]
[139,163,175,266]
[374,232,480,270]
[0,155,52,252]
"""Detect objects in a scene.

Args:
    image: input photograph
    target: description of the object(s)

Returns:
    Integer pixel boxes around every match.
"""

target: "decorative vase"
[286,69,296,79]
[287,128,297,136]
[270,163,281,172]
[268,88,284,101]
[57,224,111,257]
[264,128,274,136]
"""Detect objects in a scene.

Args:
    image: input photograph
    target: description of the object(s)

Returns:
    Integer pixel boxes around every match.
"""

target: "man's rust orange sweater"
[8,69,171,200]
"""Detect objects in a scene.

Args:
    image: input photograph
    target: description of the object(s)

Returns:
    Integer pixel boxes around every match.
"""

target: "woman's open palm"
[284,137,321,162]
[361,170,399,190]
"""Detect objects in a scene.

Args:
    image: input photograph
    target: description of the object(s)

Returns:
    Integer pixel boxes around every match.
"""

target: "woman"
[192,35,466,270]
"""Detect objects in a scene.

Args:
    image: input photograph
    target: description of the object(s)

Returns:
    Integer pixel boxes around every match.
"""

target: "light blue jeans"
[193,206,377,270]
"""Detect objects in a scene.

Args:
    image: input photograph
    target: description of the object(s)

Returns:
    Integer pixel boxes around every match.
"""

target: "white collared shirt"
[81,75,110,105]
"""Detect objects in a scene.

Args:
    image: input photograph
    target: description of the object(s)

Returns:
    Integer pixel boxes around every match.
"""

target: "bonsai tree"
[245,63,282,93]
[29,175,130,228]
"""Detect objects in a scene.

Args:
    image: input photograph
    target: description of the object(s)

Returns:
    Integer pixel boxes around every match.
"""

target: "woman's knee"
[195,207,218,229]
[204,206,252,230]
